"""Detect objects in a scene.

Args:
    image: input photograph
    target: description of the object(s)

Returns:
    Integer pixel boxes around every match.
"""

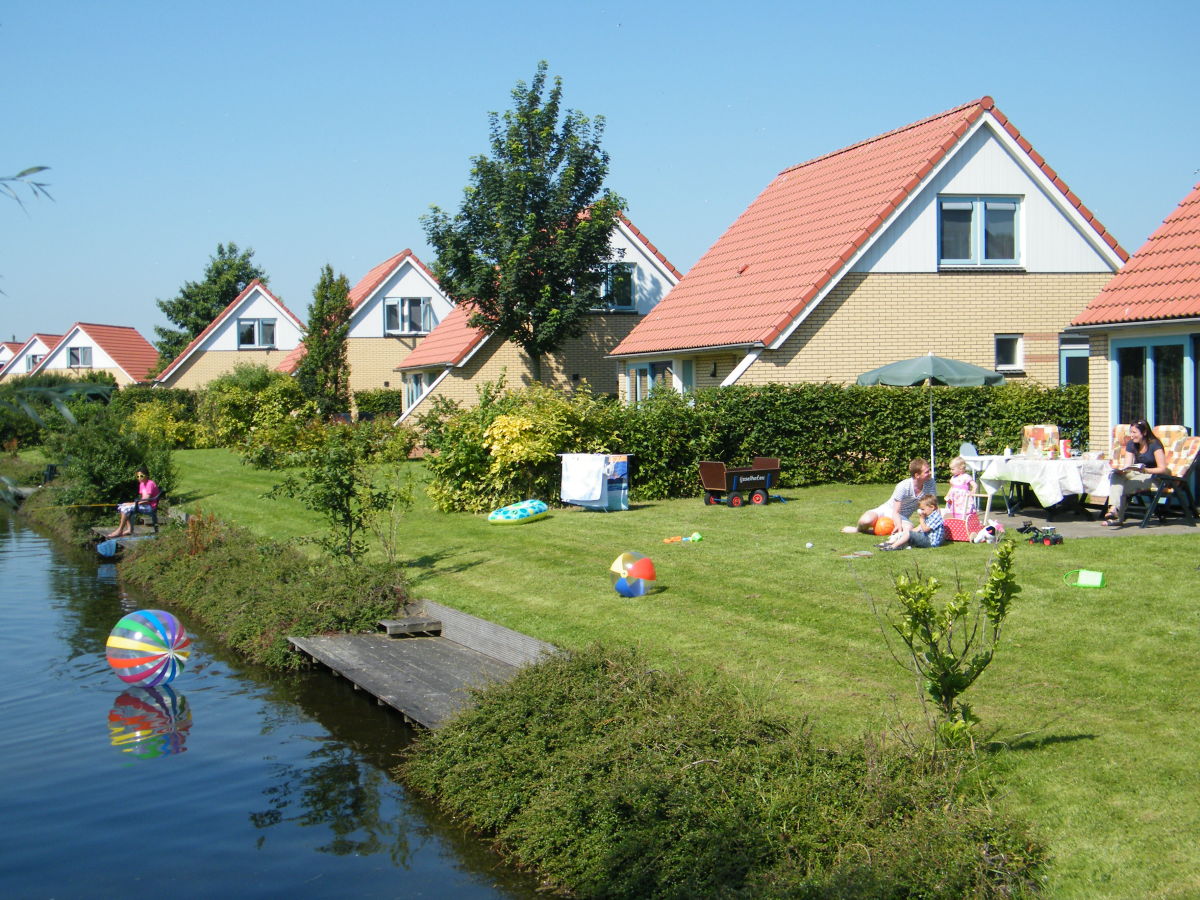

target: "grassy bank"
[170,448,1200,897]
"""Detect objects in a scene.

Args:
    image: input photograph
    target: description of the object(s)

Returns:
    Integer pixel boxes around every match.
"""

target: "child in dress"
[944,456,976,520]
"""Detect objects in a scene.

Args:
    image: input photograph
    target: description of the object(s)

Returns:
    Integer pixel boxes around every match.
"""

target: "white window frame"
[404,372,426,408]
[591,262,636,310]
[384,297,435,335]
[995,334,1024,372]
[938,196,1021,266]
[237,318,276,349]
[68,346,93,368]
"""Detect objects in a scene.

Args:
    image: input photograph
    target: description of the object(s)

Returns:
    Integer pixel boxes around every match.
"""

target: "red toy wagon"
[698,457,783,507]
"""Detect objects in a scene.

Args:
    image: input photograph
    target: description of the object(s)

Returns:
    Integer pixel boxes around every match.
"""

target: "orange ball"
[873,517,894,536]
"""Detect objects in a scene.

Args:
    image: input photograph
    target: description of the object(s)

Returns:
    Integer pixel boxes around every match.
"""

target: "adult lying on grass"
[402,645,1044,899]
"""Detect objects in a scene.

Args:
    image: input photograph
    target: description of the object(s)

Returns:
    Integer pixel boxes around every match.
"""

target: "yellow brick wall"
[407,314,640,415]
[738,271,1111,386]
[346,337,420,394]
[159,349,294,389]
[1087,333,1111,452]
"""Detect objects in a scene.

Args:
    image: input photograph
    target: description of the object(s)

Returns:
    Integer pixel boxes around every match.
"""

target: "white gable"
[609,220,679,314]
[3,336,56,375]
[854,122,1115,274]
[196,286,304,352]
[348,259,452,338]
[37,327,118,371]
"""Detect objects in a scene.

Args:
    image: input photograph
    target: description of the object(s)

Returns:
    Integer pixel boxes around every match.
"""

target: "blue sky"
[4,0,1197,346]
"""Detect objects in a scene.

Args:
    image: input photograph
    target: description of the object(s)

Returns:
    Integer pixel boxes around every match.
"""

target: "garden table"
[979,455,1112,519]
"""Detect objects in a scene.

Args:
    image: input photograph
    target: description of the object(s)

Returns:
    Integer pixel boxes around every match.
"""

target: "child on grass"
[878,495,944,550]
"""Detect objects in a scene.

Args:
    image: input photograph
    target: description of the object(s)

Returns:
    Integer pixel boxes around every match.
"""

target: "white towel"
[560,453,606,503]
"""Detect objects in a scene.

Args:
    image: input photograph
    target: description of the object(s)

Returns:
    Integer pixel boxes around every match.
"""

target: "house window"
[995,334,1023,372]
[384,298,435,335]
[237,319,276,349]
[26,354,43,371]
[404,372,426,408]
[1113,339,1194,431]
[590,263,635,309]
[939,197,1020,266]
[1059,335,1089,386]
[68,347,93,368]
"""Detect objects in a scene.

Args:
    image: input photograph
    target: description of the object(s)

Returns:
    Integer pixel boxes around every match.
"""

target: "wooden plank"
[417,600,558,667]
[378,617,442,636]
[288,634,517,729]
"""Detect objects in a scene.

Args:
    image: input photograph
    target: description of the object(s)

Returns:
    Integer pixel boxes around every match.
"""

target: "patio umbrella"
[856,352,1005,478]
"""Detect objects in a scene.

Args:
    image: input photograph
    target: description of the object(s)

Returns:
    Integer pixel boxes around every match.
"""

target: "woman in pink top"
[107,470,159,538]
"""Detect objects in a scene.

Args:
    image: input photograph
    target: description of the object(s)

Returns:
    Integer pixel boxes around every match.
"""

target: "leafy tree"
[422,61,626,382]
[155,242,268,363]
[296,265,351,419]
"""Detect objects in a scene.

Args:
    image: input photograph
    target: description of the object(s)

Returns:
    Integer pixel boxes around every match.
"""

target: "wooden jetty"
[288,600,558,729]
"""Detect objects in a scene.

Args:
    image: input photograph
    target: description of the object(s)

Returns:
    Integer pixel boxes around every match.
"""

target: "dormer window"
[26,354,43,372]
[384,298,435,335]
[68,347,92,368]
[237,318,276,349]
[939,197,1020,266]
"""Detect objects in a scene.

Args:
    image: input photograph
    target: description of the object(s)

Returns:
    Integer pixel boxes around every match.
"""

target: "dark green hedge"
[626,382,1088,498]
[420,381,1089,507]
[353,389,406,420]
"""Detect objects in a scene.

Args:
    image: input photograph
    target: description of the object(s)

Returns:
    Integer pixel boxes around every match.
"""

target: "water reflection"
[108,684,193,759]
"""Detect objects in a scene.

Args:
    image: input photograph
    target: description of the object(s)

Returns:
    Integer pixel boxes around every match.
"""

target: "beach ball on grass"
[106,609,192,687]
[873,516,894,537]
[609,551,657,597]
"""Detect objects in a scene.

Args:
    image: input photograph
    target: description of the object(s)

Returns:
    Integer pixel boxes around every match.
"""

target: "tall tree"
[154,242,267,363]
[422,61,625,382]
[296,264,352,419]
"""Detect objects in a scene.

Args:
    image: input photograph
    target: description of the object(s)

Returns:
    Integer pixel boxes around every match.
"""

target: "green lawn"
[172,449,1199,898]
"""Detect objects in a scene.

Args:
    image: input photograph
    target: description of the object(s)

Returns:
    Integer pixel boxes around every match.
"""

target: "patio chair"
[1021,424,1060,456]
[1129,435,1199,527]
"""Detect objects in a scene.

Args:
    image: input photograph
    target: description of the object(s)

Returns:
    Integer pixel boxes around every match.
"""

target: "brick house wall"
[405,313,641,415]
[346,337,421,394]
[739,271,1111,386]
[159,349,294,389]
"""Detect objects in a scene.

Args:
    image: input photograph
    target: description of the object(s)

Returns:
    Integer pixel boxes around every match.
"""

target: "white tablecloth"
[980,456,1113,509]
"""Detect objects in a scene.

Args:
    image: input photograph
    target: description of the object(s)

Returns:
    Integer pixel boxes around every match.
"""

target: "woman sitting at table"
[1102,418,1168,526]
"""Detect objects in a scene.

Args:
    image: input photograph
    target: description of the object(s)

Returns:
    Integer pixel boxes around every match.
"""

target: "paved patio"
[985,502,1197,540]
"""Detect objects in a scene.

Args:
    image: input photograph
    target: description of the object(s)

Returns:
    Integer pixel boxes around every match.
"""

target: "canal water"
[0,512,539,899]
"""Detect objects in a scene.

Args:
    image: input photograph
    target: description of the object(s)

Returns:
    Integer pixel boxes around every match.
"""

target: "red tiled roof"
[613,97,1127,357]
[156,280,302,382]
[0,333,62,377]
[72,323,160,380]
[394,304,488,371]
[1,341,23,355]
[275,343,307,375]
[618,214,683,280]
[1072,182,1200,326]
[349,249,439,308]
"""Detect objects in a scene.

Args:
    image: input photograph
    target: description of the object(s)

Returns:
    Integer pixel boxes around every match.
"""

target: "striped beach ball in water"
[106,610,192,687]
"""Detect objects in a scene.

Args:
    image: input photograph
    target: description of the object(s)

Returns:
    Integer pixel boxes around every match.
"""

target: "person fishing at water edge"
[107,470,159,538]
